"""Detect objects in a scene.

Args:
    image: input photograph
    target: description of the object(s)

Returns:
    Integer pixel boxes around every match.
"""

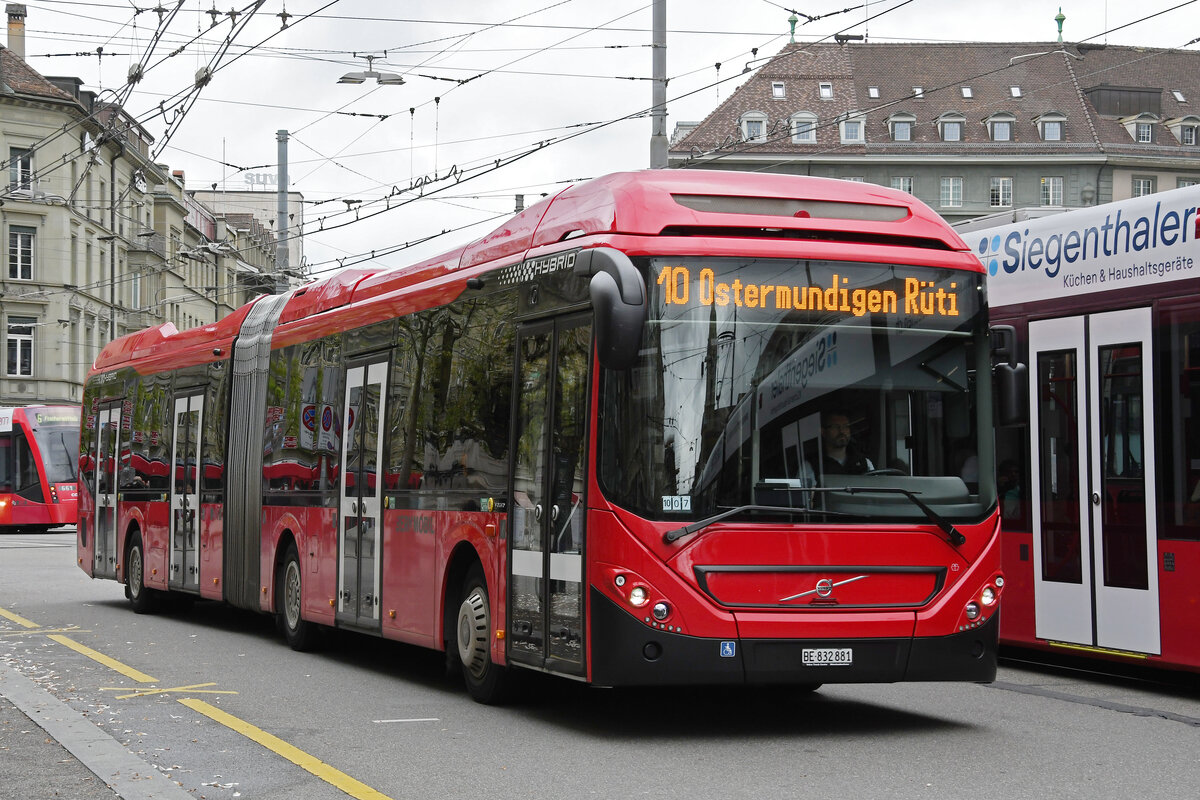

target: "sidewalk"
[0,664,193,800]
[0,694,120,800]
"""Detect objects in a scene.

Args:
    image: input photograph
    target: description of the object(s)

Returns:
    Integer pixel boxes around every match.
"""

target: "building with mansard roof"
[668,40,1200,222]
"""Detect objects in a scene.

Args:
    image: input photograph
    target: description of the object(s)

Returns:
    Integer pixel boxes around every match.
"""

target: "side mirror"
[989,325,1028,426]
[574,247,646,369]
[994,362,1028,426]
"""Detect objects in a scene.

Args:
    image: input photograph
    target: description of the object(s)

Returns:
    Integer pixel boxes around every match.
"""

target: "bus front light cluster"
[629,586,649,607]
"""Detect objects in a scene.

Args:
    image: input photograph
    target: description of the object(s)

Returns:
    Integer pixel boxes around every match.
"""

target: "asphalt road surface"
[3,529,1198,800]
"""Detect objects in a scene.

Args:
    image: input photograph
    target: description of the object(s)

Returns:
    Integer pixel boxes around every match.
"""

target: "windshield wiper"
[835,486,967,547]
[664,503,852,544]
[59,433,78,480]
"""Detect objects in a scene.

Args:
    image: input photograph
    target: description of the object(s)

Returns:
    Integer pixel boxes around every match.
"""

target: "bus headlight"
[652,601,670,620]
[629,586,649,607]
[981,586,997,606]
[965,601,981,620]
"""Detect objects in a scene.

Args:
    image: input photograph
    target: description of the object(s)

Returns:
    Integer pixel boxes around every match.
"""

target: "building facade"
[668,41,1200,223]
[0,4,277,406]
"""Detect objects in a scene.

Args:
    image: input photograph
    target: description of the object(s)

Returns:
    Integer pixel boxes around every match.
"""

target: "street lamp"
[338,54,404,86]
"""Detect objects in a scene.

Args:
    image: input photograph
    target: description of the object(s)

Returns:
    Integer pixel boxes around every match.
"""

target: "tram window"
[13,430,43,501]
[0,434,11,490]
[1160,306,1200,541]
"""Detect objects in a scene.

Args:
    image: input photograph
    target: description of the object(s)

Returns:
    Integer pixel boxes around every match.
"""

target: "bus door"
[169,393,203,590]
[337,360,388,630]
[93,405,119,579]
[1028,308,1159,655]
[508,316,591,676]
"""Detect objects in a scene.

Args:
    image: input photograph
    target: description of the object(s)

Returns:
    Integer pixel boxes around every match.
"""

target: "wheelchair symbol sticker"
[720,641,736,658]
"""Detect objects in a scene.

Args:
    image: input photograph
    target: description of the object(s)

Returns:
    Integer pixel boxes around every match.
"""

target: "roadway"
[2,529,1198,800]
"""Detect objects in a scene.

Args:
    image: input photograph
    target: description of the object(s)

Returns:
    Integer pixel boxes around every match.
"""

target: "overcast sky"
[15,0,1197,277]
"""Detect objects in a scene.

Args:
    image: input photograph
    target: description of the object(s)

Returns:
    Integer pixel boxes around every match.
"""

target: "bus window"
[1161,306,1200,541]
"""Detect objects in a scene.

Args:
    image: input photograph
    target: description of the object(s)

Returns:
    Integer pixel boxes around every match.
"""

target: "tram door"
[507,316,591,675]
[337,360,388,630]
[169,394,203,589]
[1028,308,1160,654]
[92,405,119,579]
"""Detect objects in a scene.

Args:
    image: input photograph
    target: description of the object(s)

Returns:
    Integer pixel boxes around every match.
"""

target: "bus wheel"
[456,564,510,704]
[125,534,158,614]
[278,543,318,651]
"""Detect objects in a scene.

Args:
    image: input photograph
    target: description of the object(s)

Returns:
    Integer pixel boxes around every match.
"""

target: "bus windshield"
[31,415,81,484]
[599,257,995,524]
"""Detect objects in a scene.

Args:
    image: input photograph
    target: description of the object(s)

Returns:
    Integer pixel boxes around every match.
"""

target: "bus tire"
[278,543,319,652]
[456,563,510,704]
[125,534,159,614]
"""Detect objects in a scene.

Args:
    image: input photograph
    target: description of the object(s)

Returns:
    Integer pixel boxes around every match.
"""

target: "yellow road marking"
[179,699,395,800]
[47,635,159,684]
[101,682,239,700]
[1,626,89,637]
[0,606,40,628]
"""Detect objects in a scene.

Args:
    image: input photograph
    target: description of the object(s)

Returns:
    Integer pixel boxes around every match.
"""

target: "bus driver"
[821,411,875,475]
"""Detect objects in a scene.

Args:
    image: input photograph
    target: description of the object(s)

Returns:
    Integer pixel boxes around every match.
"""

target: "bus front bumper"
[588,588,998,686]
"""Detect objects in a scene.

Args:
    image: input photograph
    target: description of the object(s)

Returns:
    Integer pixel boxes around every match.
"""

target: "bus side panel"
[1158,539,1200,669]
[381,508,439,647]
[306,506,337,625]
[200,502,224,600]
[127,500,169,591]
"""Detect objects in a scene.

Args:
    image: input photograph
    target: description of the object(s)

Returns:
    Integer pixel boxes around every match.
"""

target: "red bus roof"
[92,170,972,375]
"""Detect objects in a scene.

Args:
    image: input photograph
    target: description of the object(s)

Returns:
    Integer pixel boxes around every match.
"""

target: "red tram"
[1,405,80,532]
[963,184,1200,673]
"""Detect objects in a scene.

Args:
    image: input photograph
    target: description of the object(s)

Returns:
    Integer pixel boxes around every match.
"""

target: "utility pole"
[649,0,668,168]
[275,129,289,294]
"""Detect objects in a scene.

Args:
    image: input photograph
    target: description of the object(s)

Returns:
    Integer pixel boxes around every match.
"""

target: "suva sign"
[972,186,1200,307]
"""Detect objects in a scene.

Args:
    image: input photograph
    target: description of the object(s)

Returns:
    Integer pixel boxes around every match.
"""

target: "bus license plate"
[802,647,853,667]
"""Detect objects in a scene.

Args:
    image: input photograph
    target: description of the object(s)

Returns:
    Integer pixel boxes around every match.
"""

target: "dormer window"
[985,112,1016,142]
[1166,115,1200,145]
[887,112,916,142]
[1034,111,1066,141]
[961,87,973,99]
[1119,113,1159,144]
[790,111,817,143]
[819,82,833,99]
[771,81,786,99]
[1173,90,1187,103]
[740,111,769,143]
[938,113,966,142]
[839,111,866,144]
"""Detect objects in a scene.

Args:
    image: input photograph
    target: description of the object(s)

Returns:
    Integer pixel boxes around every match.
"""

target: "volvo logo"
[780,574,868,603]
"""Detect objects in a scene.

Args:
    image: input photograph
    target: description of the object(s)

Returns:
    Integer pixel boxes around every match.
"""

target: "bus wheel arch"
[124,525,158,614]
[275,534,319,651]
[445,549,511,704]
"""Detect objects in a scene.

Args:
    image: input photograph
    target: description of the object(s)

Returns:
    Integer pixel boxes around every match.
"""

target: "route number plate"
[802,647,853,667]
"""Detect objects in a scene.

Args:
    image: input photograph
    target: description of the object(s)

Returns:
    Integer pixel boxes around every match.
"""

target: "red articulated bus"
[960,183,1200,674]
[1,405,80,532]
[78,170,1010,701]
